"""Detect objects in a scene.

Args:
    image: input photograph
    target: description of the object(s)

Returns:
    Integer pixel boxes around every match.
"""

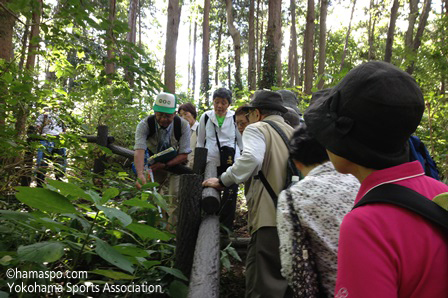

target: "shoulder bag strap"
[353,183,448,232]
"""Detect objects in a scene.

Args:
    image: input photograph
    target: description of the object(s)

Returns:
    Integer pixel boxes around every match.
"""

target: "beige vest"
[246,115,294,234]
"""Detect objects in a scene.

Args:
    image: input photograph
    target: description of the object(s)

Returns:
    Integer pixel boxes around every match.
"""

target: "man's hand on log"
[202,177,224,190]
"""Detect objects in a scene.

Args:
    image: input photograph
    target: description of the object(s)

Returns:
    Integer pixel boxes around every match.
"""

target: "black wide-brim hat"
[242,90,288,113]
[304,61,425,170]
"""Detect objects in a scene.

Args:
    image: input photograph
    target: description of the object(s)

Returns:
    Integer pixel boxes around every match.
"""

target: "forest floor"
[220,191,249,298]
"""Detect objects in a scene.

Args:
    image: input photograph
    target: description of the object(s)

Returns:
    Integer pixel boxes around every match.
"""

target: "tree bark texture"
[368,0,378,60]
[188,215,220,298]
[304,0,315,94]
[214,20,223,86]
[201,0,211,105]
[105,0,116,76]
[0,0,15,61]
[248,0,256,90]
[201,161,220,214]
[256,0,264,86]
[317,0,328,89]
[288,0,298,88]
[405,0,419,50]
[384,0,400,63]
[125,0,139,86]
[164,0,182,93]
[175,174,202,278]
[406,0,431,75]
[192,22,197,97]
[340,0,357,72]
[225,0,242,92]
[260,0,281,89]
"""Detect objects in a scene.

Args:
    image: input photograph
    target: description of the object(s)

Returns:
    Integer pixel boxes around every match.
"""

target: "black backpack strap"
[353,183,448,232]
[255,170,278,207]
[173,115,182,142]
[147,115,156,139]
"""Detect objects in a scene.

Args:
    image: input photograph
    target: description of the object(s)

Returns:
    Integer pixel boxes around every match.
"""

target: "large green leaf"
[157,266,188,281]
[126,223,172,241]
[18,242,64,263]
[15,187,77,214]
[97,206,132,227]
[123,198,156,209]
[113,244,149,257]
[90,269,135,280]
[47,179,91,201]
[95,239,134,274]
[101,187,120,204]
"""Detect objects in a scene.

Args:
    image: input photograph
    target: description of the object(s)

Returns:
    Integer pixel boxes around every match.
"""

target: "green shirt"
[216,115,225,127]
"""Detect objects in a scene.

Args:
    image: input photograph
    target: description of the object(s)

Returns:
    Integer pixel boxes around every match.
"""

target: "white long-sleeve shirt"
[196,110,242,166]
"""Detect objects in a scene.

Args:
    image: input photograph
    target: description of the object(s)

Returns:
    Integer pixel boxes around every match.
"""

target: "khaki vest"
[246,115,294,234]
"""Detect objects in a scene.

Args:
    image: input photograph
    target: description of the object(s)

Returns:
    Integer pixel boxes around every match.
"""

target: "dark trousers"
[245,227,292,298]
[219,183,238,230]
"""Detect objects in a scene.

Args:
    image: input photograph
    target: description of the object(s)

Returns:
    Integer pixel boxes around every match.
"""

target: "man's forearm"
[166,153,188,168]
[134,149,146,175]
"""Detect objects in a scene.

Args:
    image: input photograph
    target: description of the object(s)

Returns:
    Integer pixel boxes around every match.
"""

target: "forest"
[0,0,447,297]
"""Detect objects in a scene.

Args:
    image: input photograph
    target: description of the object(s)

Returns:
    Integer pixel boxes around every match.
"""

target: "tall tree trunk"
[288,0,298,87]
[215,19,223,86]
[0,0,15,126]
[15,0,42,141]
[340,0,357,71]
[299,38,305,87]
[274,0,282,87]
[126,0,139,86]
[192,21,197,98]
[260,0,281,89]
[304,0,315,94]
[228,45,232,88]
[225,0,242,92]
[248,0,256,90]
[317,0,328,89]
[164,0,182,93]
[405,0,419,50]
[201,0,211,106]
[256,0,264,86]
[406,0,431,74]
[105,0,116,77]
[188,19,192,93]
[368,0,378,60]
[384,0,400,63]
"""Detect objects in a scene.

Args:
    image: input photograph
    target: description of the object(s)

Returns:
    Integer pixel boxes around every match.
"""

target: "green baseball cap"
[153,92,177,114]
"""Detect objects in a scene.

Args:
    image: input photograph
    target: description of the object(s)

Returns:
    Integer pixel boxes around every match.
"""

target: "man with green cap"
[134,92,191,223]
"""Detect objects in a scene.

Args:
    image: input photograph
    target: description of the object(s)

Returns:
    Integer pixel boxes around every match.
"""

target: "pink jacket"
[335,161,448,298]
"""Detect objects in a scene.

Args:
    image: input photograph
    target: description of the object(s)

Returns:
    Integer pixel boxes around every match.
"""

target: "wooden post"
[202,161,220,214]
[93,125,108,175]
[175,174,202,278]
[193,147,208,175]
[188,215,220,298]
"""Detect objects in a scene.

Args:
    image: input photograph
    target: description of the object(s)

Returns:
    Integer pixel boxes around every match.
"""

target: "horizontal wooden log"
[202,161,220,214]
[108,144,134,159]
[221,237,251,248]
[81,135,115,144]
[188,215,220,298]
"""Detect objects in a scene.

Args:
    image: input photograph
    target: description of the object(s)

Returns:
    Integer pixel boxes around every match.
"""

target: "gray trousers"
[245,227,292,298]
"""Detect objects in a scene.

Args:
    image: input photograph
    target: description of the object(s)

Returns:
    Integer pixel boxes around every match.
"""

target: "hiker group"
[133,61,448,297]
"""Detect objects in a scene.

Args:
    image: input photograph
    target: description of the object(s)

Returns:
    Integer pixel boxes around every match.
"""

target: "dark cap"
[242,90,288,113]
[304,61,425,170]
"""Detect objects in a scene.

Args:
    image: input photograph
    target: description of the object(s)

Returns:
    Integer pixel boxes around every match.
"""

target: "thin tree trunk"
[340,0,356,71]
[215,20,223,86]
[126,0,139,86]
[317,0,328,89]
[260,0,281,89]
[105,0,116,77]
[188,19,192,93]
[225,0,242,92]
[274,0,282,87]
[257,0,264,86]
[201,0,211,105]
[368,0,378,60]
[405,0,419,50]
[288,0,297,87]
[248,0,256,90]
[192,21,197,98]
[406,0,431,74]
[299,38,305,87]
[304,0,315,94]
[384,0,400,63]
[139,0,142,48]
[164,0,182,93]
[18,18,29,74]
[228,45,231,88]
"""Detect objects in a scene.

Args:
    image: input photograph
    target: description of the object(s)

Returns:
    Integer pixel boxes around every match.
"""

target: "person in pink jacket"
[304,61,448,298]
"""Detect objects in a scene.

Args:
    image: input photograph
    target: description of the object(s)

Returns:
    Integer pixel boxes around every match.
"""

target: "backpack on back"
[408,136,440,180]
[255,120,301,207]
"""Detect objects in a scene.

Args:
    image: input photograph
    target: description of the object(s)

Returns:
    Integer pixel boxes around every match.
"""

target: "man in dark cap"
[304,61,448,297]
[204,90,293,297]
